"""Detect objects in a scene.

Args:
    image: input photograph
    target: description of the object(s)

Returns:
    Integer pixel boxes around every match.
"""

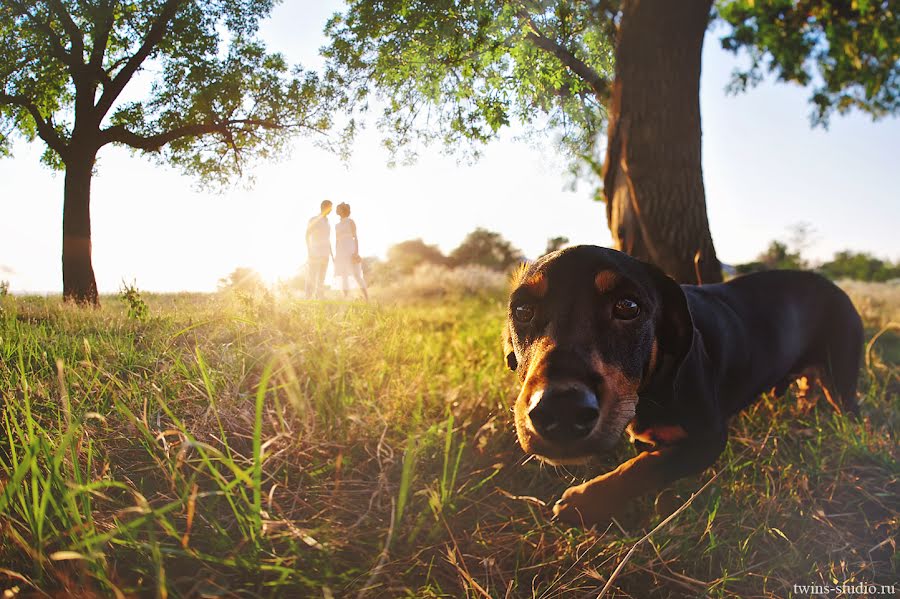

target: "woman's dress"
[333,218,364,284]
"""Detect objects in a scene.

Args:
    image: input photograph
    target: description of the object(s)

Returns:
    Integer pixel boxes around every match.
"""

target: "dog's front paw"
[551,470,641,527]
[552,482,620,527]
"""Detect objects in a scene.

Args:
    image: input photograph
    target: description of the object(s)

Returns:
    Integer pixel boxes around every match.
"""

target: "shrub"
[386,239,448,275]
[118,280,149,321]
[449,228,523,271]
[837,279,900,328]
[378,264,507,299]
[218,267,267,294]
[820,251,900,282]
[735,240,805,274]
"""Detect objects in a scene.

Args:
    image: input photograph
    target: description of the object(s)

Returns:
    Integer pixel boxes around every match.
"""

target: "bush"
[449,228,523,271]
[218,267,267,294]
[378,264,507,299]
[820,251,900,282]
[386,239,448,275]
[118,280,149,321]
[735,240,805,274]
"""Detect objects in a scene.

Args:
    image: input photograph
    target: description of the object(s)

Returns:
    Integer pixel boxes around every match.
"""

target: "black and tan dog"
[503,246,863,526]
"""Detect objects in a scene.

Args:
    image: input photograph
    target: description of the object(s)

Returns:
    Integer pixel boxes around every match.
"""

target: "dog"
[503,246,863,526]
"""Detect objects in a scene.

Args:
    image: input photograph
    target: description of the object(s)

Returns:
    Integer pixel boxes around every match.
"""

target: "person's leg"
[353,270,368,302]
[340,275,349,297]
[305,259,317,298]
[313,259,328,299]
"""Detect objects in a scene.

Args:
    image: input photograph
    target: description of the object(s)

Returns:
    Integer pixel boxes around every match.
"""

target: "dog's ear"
[644,263,720,431]
[503,323,518,371]
[643,263,693,365]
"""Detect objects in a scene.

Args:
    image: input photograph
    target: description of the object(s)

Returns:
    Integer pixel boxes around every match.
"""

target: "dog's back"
[683,270,863,416]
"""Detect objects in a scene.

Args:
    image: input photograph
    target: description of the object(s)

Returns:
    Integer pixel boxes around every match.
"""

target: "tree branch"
[7,0,78,68]
[100,122,223,150]
[518,10,609,100]
[94,0,184,119]
[99,118,286,151]
[46,0,85,60]
[88,0,115,72]
[0,92,68,158]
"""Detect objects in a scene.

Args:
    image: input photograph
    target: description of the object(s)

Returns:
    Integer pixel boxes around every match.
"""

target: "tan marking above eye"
[594,270,619,294]
[523,272,548,297]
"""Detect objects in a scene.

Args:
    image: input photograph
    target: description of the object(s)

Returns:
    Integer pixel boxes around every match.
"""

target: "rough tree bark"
[603,0,723,284]
[62,146,99,305]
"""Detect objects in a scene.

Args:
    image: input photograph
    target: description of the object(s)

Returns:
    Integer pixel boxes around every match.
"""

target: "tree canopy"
[718,0,899,126]
[544,235,570,255]
[0,0,334,184]
[386,238,449,274]
[449,227,523,271]
[324,0,898,179]
[324,0,614,181]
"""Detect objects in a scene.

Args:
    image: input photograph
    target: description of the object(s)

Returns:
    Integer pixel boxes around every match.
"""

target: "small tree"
[386,239,448,275]
[1,0,335,304]
[735,240,805,274]
[544,236,570,255]
[218,267,266,294]
[450,228,523,272]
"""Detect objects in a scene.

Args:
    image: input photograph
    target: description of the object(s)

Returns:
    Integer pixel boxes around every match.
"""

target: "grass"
[0,286,896,598]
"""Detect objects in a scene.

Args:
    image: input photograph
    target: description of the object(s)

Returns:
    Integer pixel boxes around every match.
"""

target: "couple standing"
[305,200,369,301]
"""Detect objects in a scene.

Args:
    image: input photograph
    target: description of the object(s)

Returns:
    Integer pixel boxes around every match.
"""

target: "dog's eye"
[514,304,535,323]
[613,298,640,320]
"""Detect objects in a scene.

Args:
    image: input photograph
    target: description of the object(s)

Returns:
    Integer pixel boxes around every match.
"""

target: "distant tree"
[1,0,335,304]
[544,236,570,255]
[735,240,805,274]
[386,239,448,274]
[450,228,523,271]
[325,0,898,284]
[761,240,806,270]
[819,251,900,282]
[218,267,265,293]
[787,222,819,257]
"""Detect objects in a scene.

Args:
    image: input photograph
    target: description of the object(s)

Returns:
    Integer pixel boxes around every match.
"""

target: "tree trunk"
[62,149,99,305]
[603,0,722,284]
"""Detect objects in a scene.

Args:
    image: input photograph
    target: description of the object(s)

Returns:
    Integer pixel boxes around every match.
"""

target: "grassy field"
[0,284,897,598]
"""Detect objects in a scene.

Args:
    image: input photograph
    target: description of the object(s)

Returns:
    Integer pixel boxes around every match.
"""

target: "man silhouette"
[305,200,333,299]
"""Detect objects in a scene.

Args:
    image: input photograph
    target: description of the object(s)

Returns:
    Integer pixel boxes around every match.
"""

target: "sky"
[1,2,898,293]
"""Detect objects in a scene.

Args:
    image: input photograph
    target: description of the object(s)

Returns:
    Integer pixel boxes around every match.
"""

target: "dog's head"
[504,246,694,464]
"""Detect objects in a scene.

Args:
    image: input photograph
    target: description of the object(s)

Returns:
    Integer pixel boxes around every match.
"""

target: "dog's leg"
[553,435,726,527]
[796,365,851,415]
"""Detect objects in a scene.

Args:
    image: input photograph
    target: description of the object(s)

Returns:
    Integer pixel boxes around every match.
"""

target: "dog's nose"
[528,386,600,442]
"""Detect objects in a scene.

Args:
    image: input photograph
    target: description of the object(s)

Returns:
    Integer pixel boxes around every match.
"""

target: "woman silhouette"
[333,202,369,301]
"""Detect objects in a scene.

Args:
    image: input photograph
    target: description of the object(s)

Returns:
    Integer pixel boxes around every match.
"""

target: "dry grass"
[374,264,509,300]
[0,286,896,598]
[838,279,900,328]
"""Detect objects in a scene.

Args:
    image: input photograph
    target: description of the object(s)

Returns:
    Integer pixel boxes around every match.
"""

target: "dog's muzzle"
[527,383,600,443]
